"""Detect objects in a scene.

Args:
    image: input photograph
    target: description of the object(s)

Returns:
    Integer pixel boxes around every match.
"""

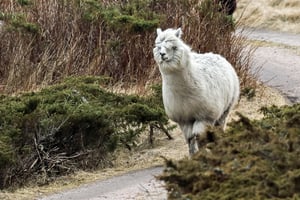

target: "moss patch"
[159,104,300,199]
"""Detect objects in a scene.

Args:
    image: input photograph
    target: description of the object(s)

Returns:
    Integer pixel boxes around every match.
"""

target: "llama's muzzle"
[160,52,168,61]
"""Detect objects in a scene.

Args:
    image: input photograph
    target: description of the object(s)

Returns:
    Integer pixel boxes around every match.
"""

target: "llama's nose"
[160,52,166,57]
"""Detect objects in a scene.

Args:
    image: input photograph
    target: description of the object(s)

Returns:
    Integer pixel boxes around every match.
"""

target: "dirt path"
[40,167,166,200]
[240,28,300,103]
[39,28,300,200]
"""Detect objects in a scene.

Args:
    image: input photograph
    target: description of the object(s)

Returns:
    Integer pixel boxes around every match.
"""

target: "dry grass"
[0,0,256,93]
[235,0,300,33]
[0,0,157,93]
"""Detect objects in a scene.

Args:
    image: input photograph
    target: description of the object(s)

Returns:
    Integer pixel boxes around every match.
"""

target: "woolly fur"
[153,28,240,154]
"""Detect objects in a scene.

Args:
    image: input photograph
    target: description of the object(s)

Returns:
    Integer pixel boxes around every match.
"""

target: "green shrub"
[0,76,173,189]
[17,0,32,6]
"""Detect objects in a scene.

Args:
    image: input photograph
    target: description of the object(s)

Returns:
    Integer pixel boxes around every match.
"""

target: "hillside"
[235,0,300,33]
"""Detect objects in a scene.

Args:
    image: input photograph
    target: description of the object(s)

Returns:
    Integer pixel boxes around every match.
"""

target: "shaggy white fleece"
[153,28,240,155]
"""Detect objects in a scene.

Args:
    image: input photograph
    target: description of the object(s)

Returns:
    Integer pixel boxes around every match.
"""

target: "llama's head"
[153,28,190,72]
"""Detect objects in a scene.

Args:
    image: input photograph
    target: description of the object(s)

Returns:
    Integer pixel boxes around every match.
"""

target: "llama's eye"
[172,46,177,50]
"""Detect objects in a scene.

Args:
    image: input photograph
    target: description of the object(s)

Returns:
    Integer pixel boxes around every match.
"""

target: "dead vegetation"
[0,0,256,94]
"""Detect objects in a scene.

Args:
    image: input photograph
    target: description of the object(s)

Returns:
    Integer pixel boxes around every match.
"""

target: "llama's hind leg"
[215,105,232,131]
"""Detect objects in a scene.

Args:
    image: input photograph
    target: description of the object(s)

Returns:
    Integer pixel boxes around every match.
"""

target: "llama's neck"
[161,60,199,91]
[162,68,196,89]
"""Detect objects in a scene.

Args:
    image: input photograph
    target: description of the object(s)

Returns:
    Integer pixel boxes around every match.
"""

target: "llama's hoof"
[188,136,199,155]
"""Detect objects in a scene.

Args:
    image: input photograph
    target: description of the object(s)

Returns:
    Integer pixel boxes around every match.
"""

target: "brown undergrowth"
[0,0,256,93]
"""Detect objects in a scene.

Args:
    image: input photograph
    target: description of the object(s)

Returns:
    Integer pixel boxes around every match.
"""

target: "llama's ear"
[156,28,162,36]
[175,28,182,38]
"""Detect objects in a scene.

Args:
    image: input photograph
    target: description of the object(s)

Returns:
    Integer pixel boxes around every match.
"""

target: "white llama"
[153,28,240,155]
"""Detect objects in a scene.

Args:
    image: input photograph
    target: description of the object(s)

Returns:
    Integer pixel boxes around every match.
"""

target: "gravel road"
[40,28,300,200]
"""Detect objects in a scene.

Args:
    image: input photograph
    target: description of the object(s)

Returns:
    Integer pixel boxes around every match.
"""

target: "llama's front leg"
[180,121,206,155]
[180,123,197,155]
[193,121,207,140]
[188,135,199,155]
[189,121,207,155]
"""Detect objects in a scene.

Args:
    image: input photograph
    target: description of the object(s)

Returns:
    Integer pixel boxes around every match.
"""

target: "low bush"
[159,104,300,199]
[0,76,173,189]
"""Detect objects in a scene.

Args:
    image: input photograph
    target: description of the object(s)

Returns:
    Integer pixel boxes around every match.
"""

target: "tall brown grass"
[0,0,256,93]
